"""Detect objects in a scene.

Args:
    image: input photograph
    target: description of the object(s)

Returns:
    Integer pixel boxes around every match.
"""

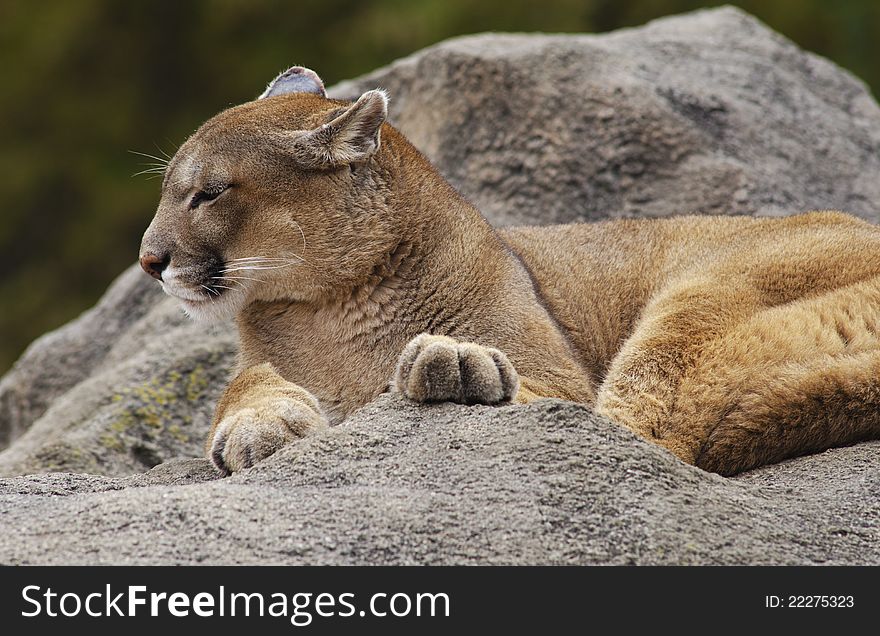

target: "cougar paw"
[210,396,327,475]
[393,334,519,405]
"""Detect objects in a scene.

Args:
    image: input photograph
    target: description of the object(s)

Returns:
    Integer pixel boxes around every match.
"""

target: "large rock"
[1,7,879,563]
[334,6,880,226]
[0,265,236,476]
[1,396,878,565]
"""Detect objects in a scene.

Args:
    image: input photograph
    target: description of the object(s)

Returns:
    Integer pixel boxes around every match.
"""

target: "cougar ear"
[259,66,326,99]
[293,89,388,169]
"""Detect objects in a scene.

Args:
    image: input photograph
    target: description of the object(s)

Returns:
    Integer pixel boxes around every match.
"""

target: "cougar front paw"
[210,395,327,475]
[393,334,519,404]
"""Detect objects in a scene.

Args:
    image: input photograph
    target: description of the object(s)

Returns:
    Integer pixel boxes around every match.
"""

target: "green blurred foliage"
[0,0,877,373]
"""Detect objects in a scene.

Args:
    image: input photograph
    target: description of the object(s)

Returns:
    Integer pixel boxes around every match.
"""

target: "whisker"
[200,284,220,296]
[221,263,299,273]
[132,167,168,178]
[227,253,307,265]
[212,275,264,283]
[225,257,297,263]
[223,261,299,267]
[291,219,308,264]
[199,285,216,306]
[210,281,246,292]
[128,149,170,165]
[222,262,298,268]
[153,142,173,161]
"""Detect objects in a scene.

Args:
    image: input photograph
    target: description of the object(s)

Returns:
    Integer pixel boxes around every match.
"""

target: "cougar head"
[139,66,394,321]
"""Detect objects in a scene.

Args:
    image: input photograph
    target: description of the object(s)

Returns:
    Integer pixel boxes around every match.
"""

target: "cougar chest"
[237,299,409,423]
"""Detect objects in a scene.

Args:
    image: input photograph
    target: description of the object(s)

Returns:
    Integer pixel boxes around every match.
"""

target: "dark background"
[1,0,878,374]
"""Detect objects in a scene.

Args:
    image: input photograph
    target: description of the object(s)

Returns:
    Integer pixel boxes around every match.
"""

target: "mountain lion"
[139,66,880,476]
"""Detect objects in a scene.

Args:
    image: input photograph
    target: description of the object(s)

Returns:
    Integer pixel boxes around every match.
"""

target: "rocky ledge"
[1,7,878,564]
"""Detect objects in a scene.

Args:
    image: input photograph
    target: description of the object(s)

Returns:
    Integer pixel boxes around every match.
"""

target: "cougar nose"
[140,252,170,280]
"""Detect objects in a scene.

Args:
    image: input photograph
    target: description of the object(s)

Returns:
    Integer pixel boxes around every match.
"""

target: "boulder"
[1,7,878,564]
[0,396,877,564]
[334,6,880,226]
[0,265,236,476]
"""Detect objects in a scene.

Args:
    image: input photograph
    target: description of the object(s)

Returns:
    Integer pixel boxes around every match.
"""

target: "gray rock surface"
[0,7,878,564]
[333,6,880,226]
[0,265,236,476]
[1,396,877,565]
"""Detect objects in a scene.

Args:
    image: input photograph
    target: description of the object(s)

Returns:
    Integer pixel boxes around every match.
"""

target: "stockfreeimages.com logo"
[22,585,450,626]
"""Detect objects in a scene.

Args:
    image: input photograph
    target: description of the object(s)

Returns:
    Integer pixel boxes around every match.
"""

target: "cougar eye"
[189,185,228,210]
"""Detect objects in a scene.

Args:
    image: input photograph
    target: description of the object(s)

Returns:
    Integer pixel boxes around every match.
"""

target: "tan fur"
[140,69,880,476]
